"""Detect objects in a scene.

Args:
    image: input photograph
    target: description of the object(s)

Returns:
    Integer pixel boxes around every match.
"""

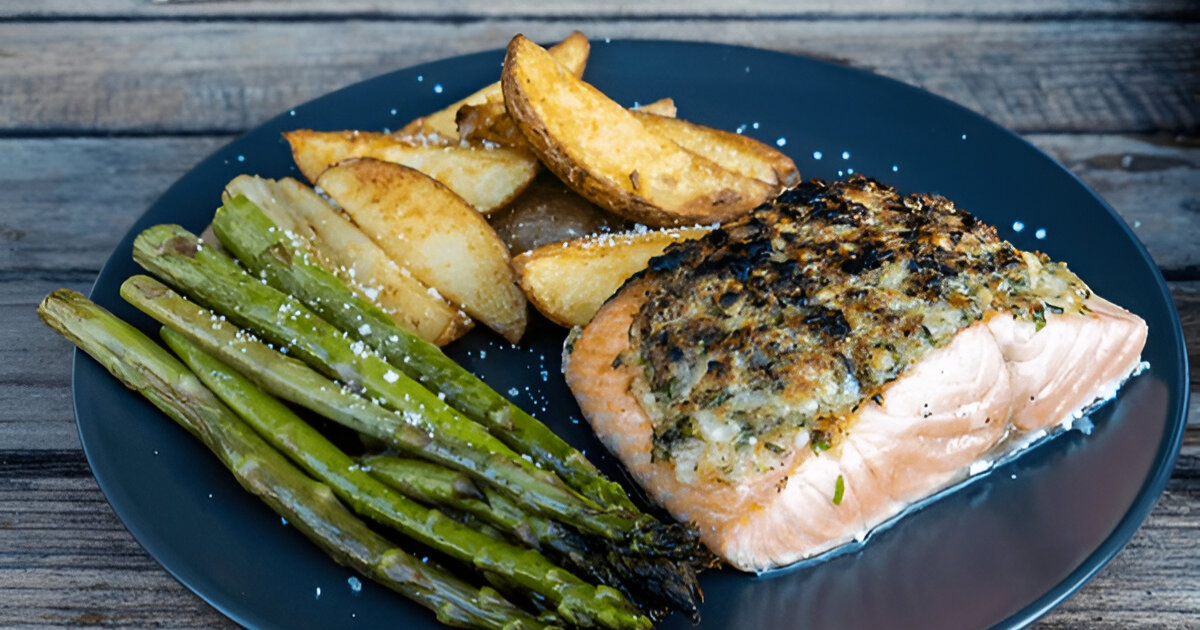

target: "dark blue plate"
[73,40,1188,630]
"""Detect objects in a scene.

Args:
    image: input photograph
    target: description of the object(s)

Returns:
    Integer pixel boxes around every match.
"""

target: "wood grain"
[1,20,1195,135]
[2,454,1193,628]
[1028,134,1200,274]
[2,135,1195,275]
[2,0,1196,19]
[1,6,1196,627]
[0,137,228,275]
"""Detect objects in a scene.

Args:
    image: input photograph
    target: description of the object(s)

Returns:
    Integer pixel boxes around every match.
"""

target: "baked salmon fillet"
[563,176,1147,572]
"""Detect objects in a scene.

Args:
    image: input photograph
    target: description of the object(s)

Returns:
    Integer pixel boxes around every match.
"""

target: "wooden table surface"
[1,2,1196,628]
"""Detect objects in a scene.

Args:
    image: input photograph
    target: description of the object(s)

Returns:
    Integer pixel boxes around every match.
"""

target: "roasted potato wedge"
[632,112,800,189]
[501,35,776,227]
[513,226,713,327]
[399,31,590,141]
[459,96,678,153]
[489,172,628,254]
[222,174,473,345]
[284,129,537,213]
[316,158,527,343]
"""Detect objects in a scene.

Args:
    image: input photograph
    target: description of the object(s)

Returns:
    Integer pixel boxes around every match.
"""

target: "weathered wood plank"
[1,0,1197,19]
[2,135,1196,275]
[0,20,1195,135]
[0,473,236,628]
[0,137,229,274]
[1027,134,1200,275]
[0,277,91,452]
[3,466,1189,628]
[1173,283,1200,391]
[1037,478,1200,630]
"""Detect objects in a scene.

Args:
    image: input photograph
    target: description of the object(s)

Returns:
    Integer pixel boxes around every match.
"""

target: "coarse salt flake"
[383,370,400,384]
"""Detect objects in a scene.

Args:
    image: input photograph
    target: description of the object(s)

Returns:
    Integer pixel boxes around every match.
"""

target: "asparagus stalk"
[163,327,650,630]
[36,289,551,630]
[118,270,665,548]
[365,456,567,550]
[213,194,636,511]
[365,456,704,623]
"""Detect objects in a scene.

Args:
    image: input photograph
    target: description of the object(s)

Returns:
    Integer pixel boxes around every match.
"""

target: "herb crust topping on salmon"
[622,176,1091,484]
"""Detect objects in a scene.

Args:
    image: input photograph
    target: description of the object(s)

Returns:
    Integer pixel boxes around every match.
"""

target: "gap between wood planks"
[1,20,1196,135]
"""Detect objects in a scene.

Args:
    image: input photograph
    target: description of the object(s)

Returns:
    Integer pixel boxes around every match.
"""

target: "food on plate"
[501,35,779,227]
[488,172,627,254]
[398,30,591,141]
[284,129,537,213]
[222,174,472,345]
[630,111,800,189]
[513,225,713,327]
[38,290,550,630]
[564,176,1148,572]
[314,158,528,342]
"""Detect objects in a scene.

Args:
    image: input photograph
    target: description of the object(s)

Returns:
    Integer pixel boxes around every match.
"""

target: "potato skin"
[501,35,776,228]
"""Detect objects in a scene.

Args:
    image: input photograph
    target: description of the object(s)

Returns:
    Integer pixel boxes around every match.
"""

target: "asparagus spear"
[163,327,650,630]
[213,193,636,512]
[366,456,569,550]
[36,289,551,630]
[118,270,672,550]
[365,456,704,623]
